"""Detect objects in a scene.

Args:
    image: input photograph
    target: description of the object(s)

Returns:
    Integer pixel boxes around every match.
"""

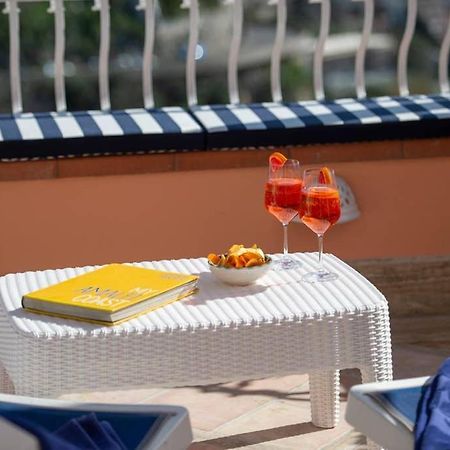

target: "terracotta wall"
[0,155,449,274]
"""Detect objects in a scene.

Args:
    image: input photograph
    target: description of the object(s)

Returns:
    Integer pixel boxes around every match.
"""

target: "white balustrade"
[3,0,22,114]
[136,0,156,109]
[439,10,450,94]
[224,0,243,105]
[398,0,417,96]
[0,0,449,112]
[181,0,199,107]
[353,0,373,99]
[48,0,66,112]
[269,0,286,103]
[309,0,330,101]
[92,0,110,110]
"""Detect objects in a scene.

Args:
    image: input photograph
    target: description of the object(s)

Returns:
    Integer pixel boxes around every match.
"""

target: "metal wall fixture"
[335,176,360,224]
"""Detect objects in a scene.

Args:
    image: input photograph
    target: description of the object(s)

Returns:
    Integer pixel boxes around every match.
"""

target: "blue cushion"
[190,94,450,149]
[0,403,165,449]
[0,107,205,159]
[2,94,450,159]
[415,358,450,450]
[369,386,423,431]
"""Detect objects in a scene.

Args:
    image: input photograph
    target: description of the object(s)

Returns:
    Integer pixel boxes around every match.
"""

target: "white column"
[92,0,111,110]
[269,0,286,103]
[397,0,417,96]
[137,0,156,109]
[48,0,67,112]
[3,0,23,114]
[181,0,199,107]
[224,0,243,105]
[353,0,373,99]
[439,10,450,94]
[310,0,330,101]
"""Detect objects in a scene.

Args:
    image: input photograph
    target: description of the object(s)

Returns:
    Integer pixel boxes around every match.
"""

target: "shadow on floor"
[183,368,363,404]
[191,421,323,449]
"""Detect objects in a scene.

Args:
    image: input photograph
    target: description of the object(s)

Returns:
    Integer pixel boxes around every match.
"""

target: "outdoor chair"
[0,392,193,450]
[346,376,428,450]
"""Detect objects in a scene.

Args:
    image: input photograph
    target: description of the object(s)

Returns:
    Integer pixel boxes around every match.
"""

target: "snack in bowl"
[207,244,271,286]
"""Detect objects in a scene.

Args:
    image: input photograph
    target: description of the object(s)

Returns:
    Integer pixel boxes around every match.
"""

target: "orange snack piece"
[207,244,267,268]
[208,253,220,265]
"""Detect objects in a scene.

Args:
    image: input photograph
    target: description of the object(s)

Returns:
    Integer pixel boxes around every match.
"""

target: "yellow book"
[22,264,198,325]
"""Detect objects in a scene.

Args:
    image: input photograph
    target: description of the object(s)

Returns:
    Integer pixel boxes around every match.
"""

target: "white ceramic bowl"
[208,256,272,286]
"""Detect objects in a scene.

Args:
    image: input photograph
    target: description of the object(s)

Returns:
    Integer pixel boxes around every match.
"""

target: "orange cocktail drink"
[298,167,341,282]
[299,185,340,235]
[265,152,302,270]
[265,178,302,226]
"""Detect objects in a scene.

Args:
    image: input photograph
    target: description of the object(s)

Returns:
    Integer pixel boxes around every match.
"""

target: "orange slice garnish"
[319,167,333,185]
[269,151,287,171]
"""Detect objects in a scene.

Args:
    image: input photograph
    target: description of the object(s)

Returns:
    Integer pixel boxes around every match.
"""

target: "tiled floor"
[61,315,449,449]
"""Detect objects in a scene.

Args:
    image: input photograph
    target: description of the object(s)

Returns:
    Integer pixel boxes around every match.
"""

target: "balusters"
[48,0,67,112]
[1,0,448,113]
[353,0,373,99]
[92,0,111,110]
[310,0,330,101]
[181,0,199,107]
[3,0,22,114]
[398,0,417,96]
[224,0,242,105]
[268,0,286,103]
[439,10,450,94]
[136,0,156,109]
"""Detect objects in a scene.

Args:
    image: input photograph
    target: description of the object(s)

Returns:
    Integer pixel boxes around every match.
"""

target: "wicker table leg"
[309,369,340,428]
[359,309,393,450]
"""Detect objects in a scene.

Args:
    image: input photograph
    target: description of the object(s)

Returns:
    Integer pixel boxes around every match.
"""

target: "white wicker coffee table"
[0,253,392,429]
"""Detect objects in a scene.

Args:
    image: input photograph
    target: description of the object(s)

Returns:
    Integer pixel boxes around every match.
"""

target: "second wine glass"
[298,167,341,282]
[264,158,302,270]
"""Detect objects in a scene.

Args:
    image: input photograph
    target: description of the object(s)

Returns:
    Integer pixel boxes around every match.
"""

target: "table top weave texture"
[0,253,387,338]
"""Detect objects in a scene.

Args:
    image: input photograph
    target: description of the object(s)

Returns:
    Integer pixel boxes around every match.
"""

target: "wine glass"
[264,158,302,270]
[299,167,341,282]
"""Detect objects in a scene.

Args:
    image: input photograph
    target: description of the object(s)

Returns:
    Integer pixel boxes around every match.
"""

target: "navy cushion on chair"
[190,94,450,149]
[369,386,423,431]
[0,404,165,449]
[0,107,205,159]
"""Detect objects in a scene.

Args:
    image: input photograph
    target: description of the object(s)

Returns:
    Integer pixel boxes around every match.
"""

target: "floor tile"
[144,374,308,432]
[59,387,166,404]
[197,401,351,449]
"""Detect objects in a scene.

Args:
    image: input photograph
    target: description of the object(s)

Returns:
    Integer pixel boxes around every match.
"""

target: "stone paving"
[61,315,449,449]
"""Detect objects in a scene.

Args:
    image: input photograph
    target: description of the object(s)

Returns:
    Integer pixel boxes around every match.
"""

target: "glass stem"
[283,224,289,260]
[317,233,325,273]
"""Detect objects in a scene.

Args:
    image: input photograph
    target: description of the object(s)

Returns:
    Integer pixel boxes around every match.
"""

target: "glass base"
[302,270,339,283]
[272,255,301,271]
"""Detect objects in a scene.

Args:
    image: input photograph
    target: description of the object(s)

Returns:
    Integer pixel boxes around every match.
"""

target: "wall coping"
[0,137,449,181]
